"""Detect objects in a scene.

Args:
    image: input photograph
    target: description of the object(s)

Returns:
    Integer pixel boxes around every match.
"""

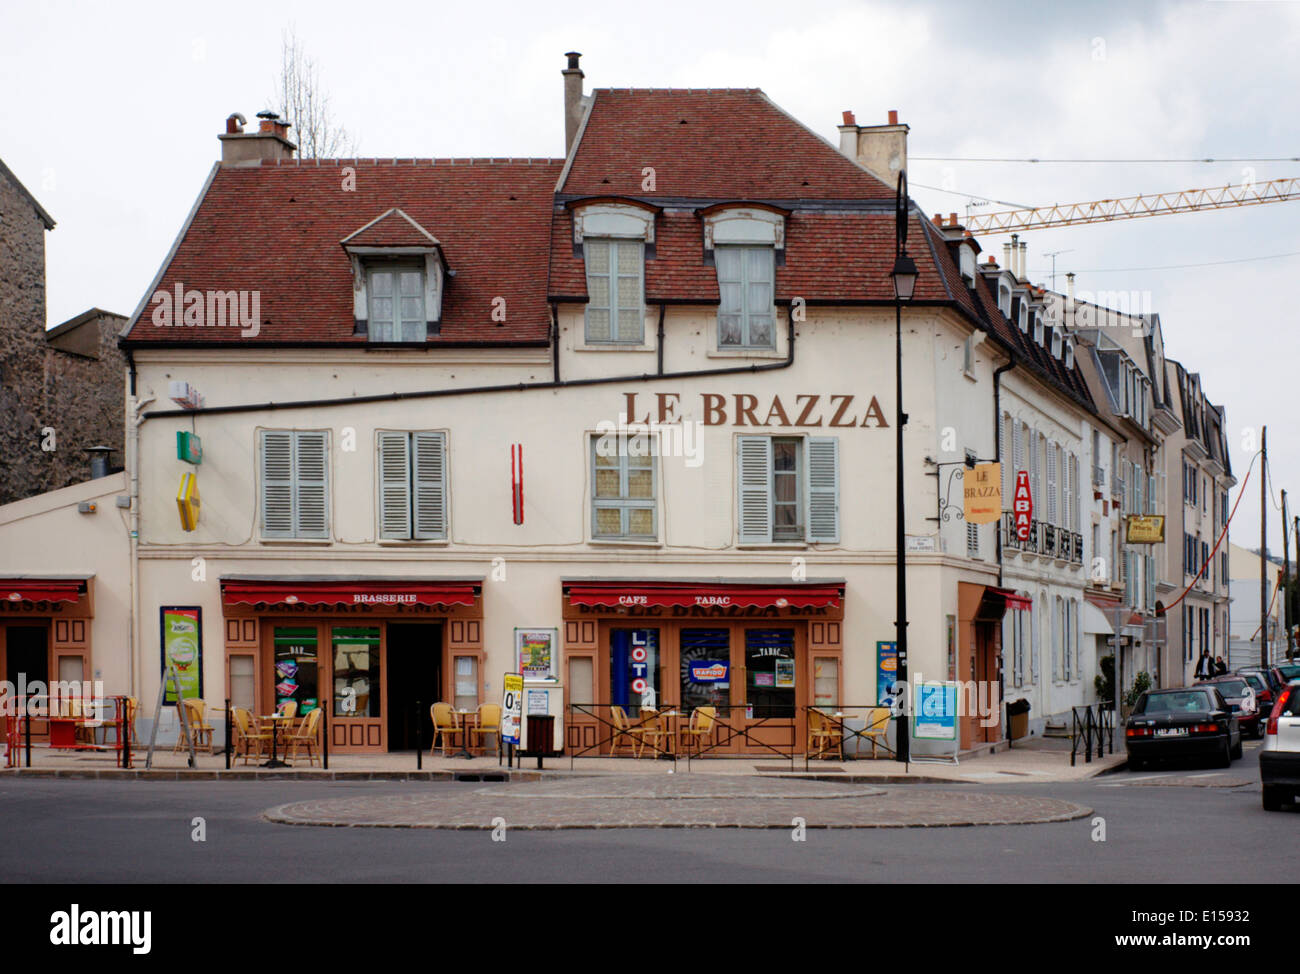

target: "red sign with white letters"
[1014,470,1033,541]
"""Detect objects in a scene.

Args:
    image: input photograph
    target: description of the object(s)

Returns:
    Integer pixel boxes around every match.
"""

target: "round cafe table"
[453,710,478,760]
[259,714,295,768]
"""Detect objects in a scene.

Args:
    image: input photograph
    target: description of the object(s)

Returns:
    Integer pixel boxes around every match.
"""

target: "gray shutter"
[293,431,329,539]
[377,432,412,539]
[806,437,840,543]
[261,431,294,538]
[412,431,447,540]
[737,436,772,544]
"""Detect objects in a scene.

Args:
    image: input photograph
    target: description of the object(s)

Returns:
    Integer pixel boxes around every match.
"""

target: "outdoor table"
[653,709,679,759]
[259,714,294,768]
[453,710,478,759]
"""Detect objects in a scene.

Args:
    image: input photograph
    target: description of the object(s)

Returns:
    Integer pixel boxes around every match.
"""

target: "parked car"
[1237,672,1275,731]
[1261,680,1300,811]
[1197,675,1265,738]
[1126,686,1241,770]
[1273,662,1300,684]
[1237,666,1282,712]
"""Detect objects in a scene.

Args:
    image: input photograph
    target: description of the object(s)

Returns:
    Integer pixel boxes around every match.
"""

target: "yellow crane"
[962,175,1300,233]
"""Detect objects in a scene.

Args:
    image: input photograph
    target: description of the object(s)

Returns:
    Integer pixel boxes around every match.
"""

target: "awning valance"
[564,580,843,609]
[1,579,87,604]
[220,577,480,608]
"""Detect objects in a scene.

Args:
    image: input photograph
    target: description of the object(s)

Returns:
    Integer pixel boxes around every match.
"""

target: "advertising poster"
[913,682,958,741]
[501,673,524,744]
[516,628,558,681]
[876,641,898,704]
[527,689,549,716]
[160,607,202,704]
[774,658,795,688]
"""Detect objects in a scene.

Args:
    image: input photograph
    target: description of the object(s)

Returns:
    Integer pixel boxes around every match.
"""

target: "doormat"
[754,764,843,772]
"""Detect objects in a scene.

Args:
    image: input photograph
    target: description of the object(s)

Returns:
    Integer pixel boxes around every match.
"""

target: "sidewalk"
[1,735,1126,783]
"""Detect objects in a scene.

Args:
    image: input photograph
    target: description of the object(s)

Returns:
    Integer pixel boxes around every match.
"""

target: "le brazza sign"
[963,463,1002,524]
[1013,470,1033,541]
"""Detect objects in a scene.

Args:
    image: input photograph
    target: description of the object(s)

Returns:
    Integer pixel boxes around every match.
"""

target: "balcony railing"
[1112,474,1125,500]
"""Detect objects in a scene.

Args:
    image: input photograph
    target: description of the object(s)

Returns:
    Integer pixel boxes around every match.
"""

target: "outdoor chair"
[276,700,298,720]
[472,704,502,757]
[679,706,717,757]
[808,708,844,761]
[862,706,891,759]
[231,707,271,766]
[635,707,668,758]
[286,707,323,767]
[175,698,214,753]
[430,702,462,757]
[609,706,640,757]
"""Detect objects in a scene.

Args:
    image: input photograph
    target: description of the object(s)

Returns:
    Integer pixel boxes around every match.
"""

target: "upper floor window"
[1033,314,1044,346]
[260,430,330,540]
[717,246,775,348]
[737,435,839,544]
[376,431,447,540]
[367,265,426,343]
[999,285,1012,317]
[591,433,657,541]
[584,239,644,343]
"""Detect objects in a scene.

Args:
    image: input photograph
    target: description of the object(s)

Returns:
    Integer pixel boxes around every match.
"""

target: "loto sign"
[1013,470,1033,541]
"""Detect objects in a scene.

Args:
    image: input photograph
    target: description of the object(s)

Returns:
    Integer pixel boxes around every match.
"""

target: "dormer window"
[699,204,786,351]
[1033,314,1044,345]
[999,285,1012,317]
[1051,328,1062,359]
[570,199,657,345]
[341,208,447,343]
[1019,301,1029,333]
[959,245,977,287]
[1065,341,1075,369]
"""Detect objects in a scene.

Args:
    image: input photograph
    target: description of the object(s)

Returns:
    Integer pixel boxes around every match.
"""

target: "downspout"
[656,303,666,376]
[124,348,153,703]
[549,302,560,383]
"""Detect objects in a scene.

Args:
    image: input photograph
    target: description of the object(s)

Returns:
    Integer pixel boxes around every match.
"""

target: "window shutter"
[377,432,412,539]
[261,430,294,538]
[1051,598,1061,681]
[293,431,329,539]
[805,437,839,543]
[1013,420,1024,477]
[412,431,447,540]
[1046,443,1057,525]
[1031,596,1041,682]
[1001,415,1011,497]
[737,436,773,544]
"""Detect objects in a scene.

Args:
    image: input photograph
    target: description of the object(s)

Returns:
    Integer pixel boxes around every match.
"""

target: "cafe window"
[332,626,380,717]
[609,628,660,711]
[229,654,255,713]
[813,658,838,709]
[591,432,657,541]
[273,626,320,715]
[454,655,479,711]
[746,628,796,719]
[680,628,730,715]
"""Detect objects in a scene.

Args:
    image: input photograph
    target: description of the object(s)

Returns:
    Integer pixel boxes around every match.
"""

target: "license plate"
[1155,727,1187,737]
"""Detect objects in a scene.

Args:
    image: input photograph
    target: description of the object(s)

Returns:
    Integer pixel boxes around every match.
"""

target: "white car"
[1260,680,1300,811]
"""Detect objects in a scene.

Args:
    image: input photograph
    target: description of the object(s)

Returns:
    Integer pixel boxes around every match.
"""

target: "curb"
[0,768,541,782]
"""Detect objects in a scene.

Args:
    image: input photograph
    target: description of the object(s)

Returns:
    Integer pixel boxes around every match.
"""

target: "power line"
[907,180,1036,210]
[1027,249,1300,275]
[913,155,1300,164]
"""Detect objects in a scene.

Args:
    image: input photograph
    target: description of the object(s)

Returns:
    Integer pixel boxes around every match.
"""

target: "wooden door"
[736,624,801,756]
[328,623,385,751]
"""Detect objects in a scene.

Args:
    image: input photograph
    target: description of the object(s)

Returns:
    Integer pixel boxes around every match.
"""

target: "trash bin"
[520,714,559,767]
[1006,698,1030,740]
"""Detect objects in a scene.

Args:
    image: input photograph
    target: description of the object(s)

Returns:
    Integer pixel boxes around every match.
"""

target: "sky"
[2,0,1298,550]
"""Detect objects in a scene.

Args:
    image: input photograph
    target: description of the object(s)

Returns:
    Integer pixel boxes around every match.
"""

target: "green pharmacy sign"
[176,431,202,465]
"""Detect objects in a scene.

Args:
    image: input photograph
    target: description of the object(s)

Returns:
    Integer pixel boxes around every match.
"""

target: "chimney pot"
[948,212,958,225]
[562,51,586,156]
[888,109,898,125]
[933,213,943,226]
[225,112,246,134]
[842,110,856,126]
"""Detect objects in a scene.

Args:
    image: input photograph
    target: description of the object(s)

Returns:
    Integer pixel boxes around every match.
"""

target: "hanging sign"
[1013,470,1032,541]
[963,463,1002,524]
[176,472,200,532]
[501,673,524,745]
[1125,515,1165,544]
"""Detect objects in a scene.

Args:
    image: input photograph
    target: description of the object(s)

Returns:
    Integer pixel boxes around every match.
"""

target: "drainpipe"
[125,348,154,703]
[549,302,560,383]
[656,304,667,376]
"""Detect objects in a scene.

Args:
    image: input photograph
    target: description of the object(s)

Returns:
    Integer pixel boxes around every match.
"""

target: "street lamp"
[892,171,917,765]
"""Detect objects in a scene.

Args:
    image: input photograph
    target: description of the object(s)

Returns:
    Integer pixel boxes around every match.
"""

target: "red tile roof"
[343,208,442,248]
[123,159,562,345]
[560,89,895,200]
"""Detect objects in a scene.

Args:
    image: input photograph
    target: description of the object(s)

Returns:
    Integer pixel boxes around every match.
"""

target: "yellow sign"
[1125,514,1165,544]
[177,472,201,532]
[963,463,1002,524]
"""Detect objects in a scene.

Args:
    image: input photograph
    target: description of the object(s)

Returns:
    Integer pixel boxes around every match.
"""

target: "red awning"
[221,578,479,608]
[1,579,86,604]
[990,588,1033,612]
[565,581,842,609]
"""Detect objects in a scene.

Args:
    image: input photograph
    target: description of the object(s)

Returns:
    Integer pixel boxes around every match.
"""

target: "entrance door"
[386,623,442,751]
[740,626,800,754]
[2,625,49,741]
[330,625,383,750]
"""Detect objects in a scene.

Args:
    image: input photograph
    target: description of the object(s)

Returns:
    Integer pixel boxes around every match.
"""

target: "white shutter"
[737,436,773,544]
[1001,414,1010,497]
[293,431,329,539]
[1046,442,1057,525]
[261,431,294,538]
[1013,420,1024,477]
[805,437,839,543]
[377,432,412,539]
[412,431,447,540]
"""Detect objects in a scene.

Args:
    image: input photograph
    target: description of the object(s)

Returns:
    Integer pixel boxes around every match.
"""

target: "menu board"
[160,607,202,704]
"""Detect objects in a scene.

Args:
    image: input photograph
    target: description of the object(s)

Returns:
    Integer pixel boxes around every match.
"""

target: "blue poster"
[914,682,958,741]
[689,661,729,683]
[876,641,898,704]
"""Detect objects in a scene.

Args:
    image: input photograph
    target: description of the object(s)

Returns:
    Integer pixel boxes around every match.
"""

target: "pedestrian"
[1194,649,1213,681]
[1214,655,1228,676]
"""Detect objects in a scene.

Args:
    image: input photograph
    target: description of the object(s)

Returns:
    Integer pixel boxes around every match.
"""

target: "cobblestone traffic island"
[264,775,1092,829]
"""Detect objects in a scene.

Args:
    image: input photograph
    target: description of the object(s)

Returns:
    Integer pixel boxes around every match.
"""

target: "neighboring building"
[0,157,126,503]
[1228,543,1285,669]
[1159,361,1234,682]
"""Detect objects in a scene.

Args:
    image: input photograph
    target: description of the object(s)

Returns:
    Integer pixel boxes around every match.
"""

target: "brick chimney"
[219,110,297,165]
[837,109,908,189]
[563,52,585,155]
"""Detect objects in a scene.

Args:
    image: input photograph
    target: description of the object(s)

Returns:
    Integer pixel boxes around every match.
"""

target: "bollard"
[225,697,232,771]
[321,698,329,770]
[416,700,422,771]
[25,692,33,768]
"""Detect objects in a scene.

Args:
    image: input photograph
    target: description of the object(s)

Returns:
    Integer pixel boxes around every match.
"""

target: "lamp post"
[892,171,918,765]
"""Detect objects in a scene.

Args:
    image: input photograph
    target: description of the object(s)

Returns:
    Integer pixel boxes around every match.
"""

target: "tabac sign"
[1125,515,1166,544]
[963,463,1002,524]
[1013,470,1033,541]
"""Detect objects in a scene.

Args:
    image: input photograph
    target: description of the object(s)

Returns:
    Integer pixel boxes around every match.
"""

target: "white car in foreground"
[1260,680,1300,811]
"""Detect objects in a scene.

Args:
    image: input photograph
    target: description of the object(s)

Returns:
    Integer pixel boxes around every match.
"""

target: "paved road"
[0,739,1290,883]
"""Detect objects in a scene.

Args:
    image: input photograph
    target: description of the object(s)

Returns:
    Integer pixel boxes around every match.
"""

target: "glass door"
[744,628,796,719]
[331,625,382,750]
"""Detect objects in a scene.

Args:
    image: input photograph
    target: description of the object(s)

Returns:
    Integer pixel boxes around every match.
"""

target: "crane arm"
[964,176,1300,233]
